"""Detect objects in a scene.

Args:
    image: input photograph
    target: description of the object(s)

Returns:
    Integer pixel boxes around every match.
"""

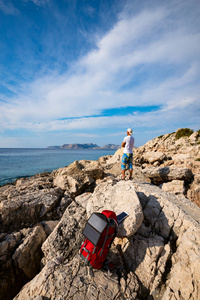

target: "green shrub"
[175,128,194,140]
[196,158,200,161]
[198,129,200,136]
[158,135,164,139]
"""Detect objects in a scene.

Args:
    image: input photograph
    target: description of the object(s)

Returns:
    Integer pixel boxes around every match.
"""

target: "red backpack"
[80,210,118,269]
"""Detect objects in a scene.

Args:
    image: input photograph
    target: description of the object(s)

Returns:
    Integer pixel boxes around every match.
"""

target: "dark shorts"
[121,153,133,170]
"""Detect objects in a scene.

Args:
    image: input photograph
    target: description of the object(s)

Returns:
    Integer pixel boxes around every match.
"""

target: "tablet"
[117,211,129,224]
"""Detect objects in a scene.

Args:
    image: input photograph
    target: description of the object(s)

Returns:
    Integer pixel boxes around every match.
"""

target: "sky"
[0,0,200,148]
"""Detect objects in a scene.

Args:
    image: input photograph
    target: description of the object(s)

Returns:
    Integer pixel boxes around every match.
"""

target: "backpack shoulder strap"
[100,224,110,256]
[99,218,118,256]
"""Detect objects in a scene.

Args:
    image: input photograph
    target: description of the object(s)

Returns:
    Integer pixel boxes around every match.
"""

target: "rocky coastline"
[0,128,200,299]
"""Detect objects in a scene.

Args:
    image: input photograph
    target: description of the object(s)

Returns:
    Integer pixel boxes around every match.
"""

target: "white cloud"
[2,94,199,133]
[0,0,200,136]
[0,0,20,15]
[29,0,50,7]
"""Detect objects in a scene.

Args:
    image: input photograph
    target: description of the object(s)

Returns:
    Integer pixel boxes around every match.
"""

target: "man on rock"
[121,128,134,180]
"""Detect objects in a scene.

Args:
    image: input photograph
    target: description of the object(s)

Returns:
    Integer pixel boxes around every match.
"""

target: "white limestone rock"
[189,131,199,143]
[40,220,59,236]
[14,255,140,300]
[75,192,92,209]
[106,148,123,165]
[171,153,191,161]
[120,182,200,299]
[0,187,64,233]
[53,160,104,194]
[12,225,47,279]
[162,225,200,300]
[41,202,86,265]
[142,166,193,184]
[160,179,185,195]
[86,180,144,237]
[142,151,166,164]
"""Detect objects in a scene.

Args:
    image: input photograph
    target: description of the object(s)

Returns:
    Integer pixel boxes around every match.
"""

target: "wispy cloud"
[0,0,200,146]
[0,0,20,15]
[28,0,50,7]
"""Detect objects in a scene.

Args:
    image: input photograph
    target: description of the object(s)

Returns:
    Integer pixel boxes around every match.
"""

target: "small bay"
[0,148,116,186]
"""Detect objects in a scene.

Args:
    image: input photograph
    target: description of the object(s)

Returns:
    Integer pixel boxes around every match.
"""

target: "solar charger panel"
[83,213,108,246]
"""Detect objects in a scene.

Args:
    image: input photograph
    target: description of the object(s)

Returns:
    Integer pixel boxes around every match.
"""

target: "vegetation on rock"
[175,128,194,140]
[158,135,164,139]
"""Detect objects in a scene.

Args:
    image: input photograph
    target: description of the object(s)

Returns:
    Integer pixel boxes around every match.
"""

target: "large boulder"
[142,151,167,164]
[12,224,47,279]
[160,180,185,195]
[142,166,193,185]
[105,148,123,165]
[171,153,192,161]
[86,180,144,237]
[53,160,104,195]
[41,201,86,265]
[189,131,199,145]
[187,174,200,207]
[14,172,54,191]
[0,187,64,233]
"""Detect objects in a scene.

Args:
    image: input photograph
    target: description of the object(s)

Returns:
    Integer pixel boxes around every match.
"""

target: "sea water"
[0,148,116,186]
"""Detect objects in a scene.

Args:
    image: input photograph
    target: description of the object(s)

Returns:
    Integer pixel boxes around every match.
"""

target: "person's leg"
[129,154,133,179]
[121,154,127,180]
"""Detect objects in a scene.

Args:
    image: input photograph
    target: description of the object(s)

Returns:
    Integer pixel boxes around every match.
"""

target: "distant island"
[47,143,120,150]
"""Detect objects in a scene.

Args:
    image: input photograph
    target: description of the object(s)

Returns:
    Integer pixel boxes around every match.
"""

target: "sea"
[0,148,116,186]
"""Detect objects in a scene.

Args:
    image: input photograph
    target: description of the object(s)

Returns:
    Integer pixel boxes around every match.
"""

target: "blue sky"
[0,0,200,148]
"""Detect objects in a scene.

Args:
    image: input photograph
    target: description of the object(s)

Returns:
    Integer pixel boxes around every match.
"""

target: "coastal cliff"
[0,128,200,300]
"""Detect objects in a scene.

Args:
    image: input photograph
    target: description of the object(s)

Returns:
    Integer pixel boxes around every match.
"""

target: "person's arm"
[121,142,126,148]
[122,137,126,148]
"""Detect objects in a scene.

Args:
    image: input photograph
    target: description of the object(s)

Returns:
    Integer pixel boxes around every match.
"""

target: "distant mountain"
[47,143,120,150]
[100,144,120,150]
[47,146,61,149]
[60,143,99,149]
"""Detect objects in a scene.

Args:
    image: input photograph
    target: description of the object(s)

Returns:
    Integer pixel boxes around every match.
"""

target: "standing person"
[121,128,134,180]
